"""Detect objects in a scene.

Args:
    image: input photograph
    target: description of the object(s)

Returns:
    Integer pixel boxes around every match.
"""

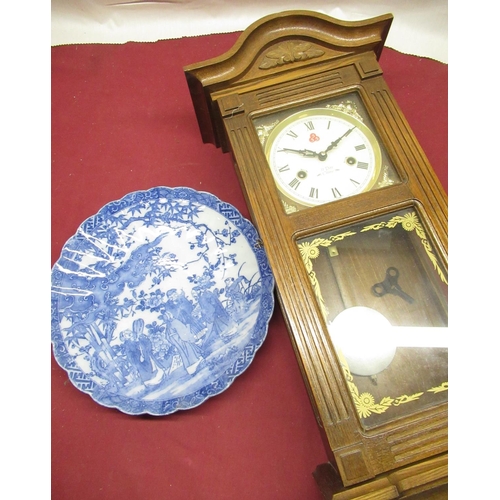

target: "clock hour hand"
[279,147,319,158]
[318,126,356,160]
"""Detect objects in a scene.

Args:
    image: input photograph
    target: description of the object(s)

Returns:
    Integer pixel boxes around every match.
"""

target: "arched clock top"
[184,10,393,148]
[185,10,393,87]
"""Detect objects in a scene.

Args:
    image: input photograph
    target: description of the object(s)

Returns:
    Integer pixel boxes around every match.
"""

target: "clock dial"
[265,108,382,207]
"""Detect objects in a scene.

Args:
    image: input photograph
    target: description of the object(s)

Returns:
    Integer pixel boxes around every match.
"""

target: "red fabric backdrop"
[51,32,447,500]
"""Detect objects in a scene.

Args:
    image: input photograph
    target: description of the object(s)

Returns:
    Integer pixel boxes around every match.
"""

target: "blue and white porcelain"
[51,187,275,415]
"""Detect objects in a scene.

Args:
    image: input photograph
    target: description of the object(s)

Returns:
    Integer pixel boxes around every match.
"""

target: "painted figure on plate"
[192,286,231,354]
[120,318,165,386]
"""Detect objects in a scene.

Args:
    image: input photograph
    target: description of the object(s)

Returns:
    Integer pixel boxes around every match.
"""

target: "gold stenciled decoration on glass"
[297,208,448,428]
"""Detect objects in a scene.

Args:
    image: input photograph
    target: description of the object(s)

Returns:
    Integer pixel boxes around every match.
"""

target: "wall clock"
[184,10,447,499]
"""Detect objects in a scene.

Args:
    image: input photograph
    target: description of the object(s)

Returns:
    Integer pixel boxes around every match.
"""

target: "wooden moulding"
[314,454,447,499]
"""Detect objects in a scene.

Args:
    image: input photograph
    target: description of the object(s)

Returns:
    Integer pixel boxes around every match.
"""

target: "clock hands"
[318,126,356,160]
[279,126,357,161]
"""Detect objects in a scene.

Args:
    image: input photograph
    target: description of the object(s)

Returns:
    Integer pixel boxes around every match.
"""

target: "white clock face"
[265,108,382,207]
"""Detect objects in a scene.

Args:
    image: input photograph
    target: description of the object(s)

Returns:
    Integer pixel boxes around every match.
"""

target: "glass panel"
[252,92,400,214]
[297,208,448,429]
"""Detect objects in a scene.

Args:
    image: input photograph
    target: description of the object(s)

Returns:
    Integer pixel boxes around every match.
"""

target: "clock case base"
[314,453,447,499]
[184,9,448,499]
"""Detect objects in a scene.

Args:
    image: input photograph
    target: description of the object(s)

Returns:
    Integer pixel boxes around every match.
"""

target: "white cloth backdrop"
[51,0,448,63]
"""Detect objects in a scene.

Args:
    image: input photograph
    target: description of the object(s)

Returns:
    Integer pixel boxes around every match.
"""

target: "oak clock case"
[184,10,448,499]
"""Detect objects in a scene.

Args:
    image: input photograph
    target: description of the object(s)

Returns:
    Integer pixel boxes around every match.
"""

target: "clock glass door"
[297,207,448,429]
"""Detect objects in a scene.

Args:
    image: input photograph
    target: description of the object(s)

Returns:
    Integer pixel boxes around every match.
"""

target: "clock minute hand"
[318,126,356,160]
[329,126,356,150]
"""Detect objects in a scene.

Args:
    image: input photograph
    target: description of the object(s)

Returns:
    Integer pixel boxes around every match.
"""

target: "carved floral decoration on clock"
[259,42,324,69]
